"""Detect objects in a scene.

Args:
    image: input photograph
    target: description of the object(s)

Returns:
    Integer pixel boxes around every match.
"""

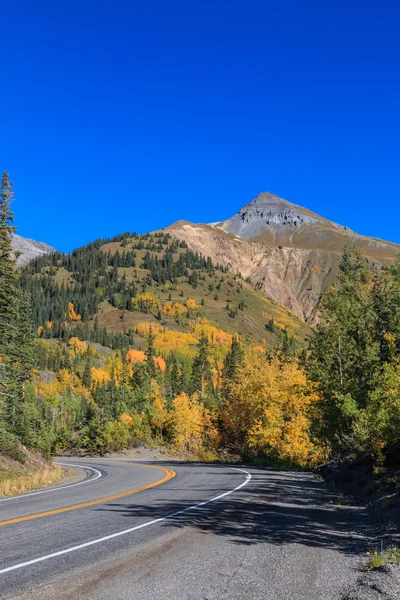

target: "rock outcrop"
[12,234,55,265]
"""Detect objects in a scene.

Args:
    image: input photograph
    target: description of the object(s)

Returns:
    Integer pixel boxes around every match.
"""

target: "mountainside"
[168,192,400,323]
[12,233,55,265]
[19,231,310,351]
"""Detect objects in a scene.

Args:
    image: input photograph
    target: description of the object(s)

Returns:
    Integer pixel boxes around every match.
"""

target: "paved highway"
[0,459,370,599]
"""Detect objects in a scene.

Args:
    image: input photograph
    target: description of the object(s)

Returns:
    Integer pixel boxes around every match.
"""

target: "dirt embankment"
[317,450,400,599]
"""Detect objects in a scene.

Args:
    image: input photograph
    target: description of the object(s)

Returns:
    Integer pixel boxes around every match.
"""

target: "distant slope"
[12,233,55,265]
[167,192,400,323]
[19,232,310,350]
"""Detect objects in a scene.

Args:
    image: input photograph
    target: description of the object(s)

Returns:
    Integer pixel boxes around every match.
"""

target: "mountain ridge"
[167,192,400,323]
[12,233,55,265]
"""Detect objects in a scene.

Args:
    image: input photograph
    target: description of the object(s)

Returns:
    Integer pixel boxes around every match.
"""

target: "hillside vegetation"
[19,231,310,350]
[0,172,399,484]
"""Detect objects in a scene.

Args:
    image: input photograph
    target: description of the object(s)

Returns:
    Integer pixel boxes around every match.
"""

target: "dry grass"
[0,464,65,498]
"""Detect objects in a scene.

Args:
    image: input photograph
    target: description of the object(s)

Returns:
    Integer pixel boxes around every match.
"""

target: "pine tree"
[190,333,212,398]
[145,328,156,377]
[0,172,18,345]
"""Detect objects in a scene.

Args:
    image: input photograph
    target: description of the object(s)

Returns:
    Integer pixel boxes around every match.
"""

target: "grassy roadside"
[0,463,67,498]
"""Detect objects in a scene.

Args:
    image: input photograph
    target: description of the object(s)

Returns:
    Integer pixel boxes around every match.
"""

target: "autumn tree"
[223,352,324,466]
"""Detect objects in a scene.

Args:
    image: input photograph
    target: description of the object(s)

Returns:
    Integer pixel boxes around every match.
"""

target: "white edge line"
[0,467,251,575]
[0,464,102,503]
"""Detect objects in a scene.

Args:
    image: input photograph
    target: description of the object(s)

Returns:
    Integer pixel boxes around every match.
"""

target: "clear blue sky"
[1,0,399,252]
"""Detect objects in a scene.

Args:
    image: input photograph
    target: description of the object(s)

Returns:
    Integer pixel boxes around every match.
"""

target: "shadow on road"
[95,462,371,556]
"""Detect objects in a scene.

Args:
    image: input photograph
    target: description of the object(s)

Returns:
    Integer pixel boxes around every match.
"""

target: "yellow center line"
[0,463,175,528]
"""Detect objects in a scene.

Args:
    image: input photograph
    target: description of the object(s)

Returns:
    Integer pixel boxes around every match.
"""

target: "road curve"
[0,459,370,600]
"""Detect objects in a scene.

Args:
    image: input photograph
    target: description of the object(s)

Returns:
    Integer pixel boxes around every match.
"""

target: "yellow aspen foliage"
[37,326,44,338]
[45,321,53,329]
[185,298,197,310]
[68,337,88,358]
[90,367,111,388]
[192,320,232,348]
[135,322,164,337]
[120,413,133,426]
[171,392,208,451]
[126,349,146,364]
[224,354,323,467]
[131,293,160,312]
[161,302,187,318]
[67,302,81,321]
[254,346,265,354]
[150,382,169,438]
[37,369,91,404]
[154,330,198,356]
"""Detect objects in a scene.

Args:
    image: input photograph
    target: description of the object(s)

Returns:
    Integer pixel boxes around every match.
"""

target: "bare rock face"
[12,234,55,265]
[167,192,400,323]
[218,191,351,242]
[167,222,340,323]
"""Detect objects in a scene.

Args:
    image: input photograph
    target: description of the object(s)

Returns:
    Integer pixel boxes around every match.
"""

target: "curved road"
[0,459,370,599]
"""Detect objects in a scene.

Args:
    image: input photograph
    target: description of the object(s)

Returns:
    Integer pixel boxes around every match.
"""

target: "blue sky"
[1,0,399,252]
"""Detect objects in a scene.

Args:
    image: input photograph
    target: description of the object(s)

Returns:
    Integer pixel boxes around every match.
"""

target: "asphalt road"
[0,458,371,599]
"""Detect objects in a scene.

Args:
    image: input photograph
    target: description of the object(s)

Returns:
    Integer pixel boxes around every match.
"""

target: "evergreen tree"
[145,328,156,377]
[190,333,212,398]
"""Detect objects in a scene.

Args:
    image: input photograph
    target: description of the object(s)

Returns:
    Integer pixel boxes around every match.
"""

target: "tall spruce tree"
[0,173,34,437]
[190,333,212,399]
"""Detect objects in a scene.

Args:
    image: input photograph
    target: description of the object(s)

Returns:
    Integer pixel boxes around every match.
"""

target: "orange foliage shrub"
[126,349,146,364]
[67,302,81,321]
[154,356,166,372]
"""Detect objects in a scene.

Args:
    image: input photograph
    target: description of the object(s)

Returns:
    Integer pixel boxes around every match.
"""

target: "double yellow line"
[0,463,175,528]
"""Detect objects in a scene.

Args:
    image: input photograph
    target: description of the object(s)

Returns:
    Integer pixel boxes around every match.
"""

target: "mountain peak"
[217,191,351,241]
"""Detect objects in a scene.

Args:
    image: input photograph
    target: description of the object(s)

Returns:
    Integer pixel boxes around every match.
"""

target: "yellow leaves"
[191,320,232,348]
[120,413,133,426]
[125,349,165,372]
[224,354,322,467]
[37,326,44,338]
[171,392,206,450]
[150,382,169,437]
[154,330,198,356]
[67,302,81,321]
[135,322,164,337]
[131,293,160,312]
[126,349,146,364]
[186,298,197,310]
[90,367,111,388]
[161,301,187,318]
[45,321,53,329]
[68,337,88,358]
[37,368,91,403]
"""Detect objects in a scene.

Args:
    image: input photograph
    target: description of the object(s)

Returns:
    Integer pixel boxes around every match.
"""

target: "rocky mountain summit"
[217,191,351,241]
[12,233,55,265]
[168,192,400,323]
